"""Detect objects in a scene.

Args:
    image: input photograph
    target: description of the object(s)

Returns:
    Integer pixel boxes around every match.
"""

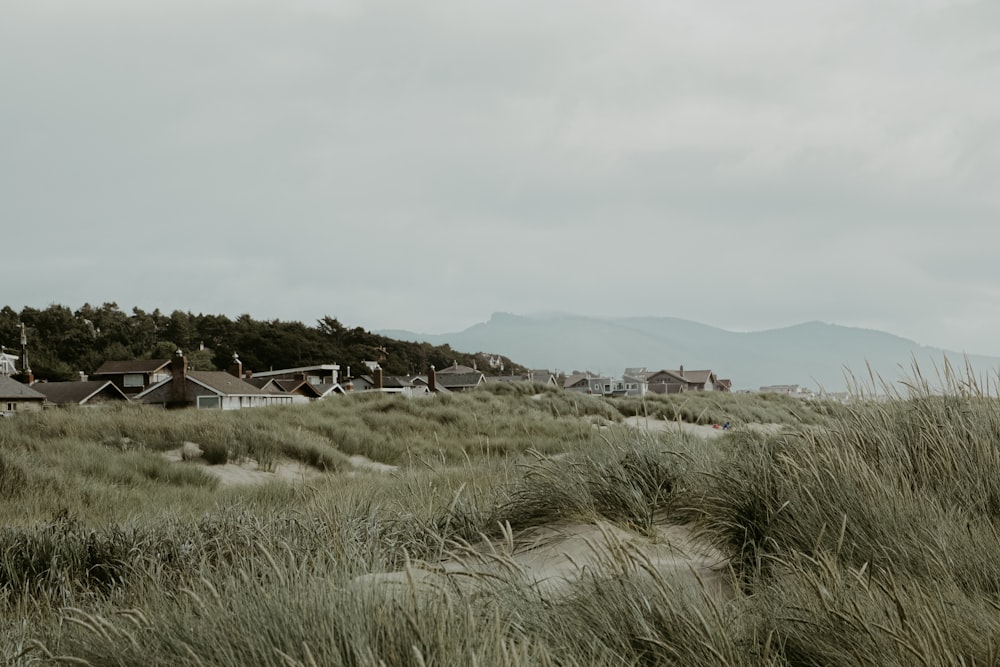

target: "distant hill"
[381,312,1000,392]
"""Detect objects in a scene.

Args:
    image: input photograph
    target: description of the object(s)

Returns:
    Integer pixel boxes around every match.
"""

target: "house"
[646,369,690,394]
[621,371,649,397]
[486,370,559,387]
[0,351,18,376]
[563,373,596,394]
[249,363,340,387]
[245,373,345,402]
[92,359,172,396]
[351,368,440,396]
[434,371,485,392]
[563,373,618,396]
[135,354,295,409]
[647,367,732,393]
[247,376,327,403]
[437,361,479,376]
[0,375,46,415]
[31,380,129,407]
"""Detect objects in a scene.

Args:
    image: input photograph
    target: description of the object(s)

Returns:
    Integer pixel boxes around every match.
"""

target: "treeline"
[0,303,522,382]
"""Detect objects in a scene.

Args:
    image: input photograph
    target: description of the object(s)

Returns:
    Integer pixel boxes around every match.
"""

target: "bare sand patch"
[163,447,399,485]
[163,447,325,486]
[354,520,732,602]
[623,416,785,438]
[348,454,399,474]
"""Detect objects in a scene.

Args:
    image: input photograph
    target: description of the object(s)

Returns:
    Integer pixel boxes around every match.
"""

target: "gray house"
[0,376,46,415]
[135,354,294,410]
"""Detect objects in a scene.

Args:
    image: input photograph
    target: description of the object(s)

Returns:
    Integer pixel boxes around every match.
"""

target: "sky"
[4,0,1000,355]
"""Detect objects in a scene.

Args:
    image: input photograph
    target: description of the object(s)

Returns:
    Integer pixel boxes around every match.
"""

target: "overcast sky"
[3,1,999,355]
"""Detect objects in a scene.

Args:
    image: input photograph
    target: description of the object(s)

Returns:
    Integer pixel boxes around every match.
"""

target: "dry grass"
[6,370,1000,665]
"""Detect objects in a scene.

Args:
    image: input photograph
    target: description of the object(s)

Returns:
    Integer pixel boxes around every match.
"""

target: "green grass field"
[4,380,1000,666]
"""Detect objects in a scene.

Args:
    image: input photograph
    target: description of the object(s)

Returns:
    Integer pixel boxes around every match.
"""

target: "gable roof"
[672,369,715,385]
[187,371,272,396]
[563,374,592,388]
[646,370,688,384]
[31,380,129,405]
[437,362,479,375]
[310,382,345,397]
[135,370,281,401]
[435,372,485,388]
[93,359,171,375]
[0,376,47,400]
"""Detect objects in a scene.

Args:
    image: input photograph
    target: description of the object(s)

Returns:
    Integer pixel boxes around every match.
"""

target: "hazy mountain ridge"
[381,313,1000,392]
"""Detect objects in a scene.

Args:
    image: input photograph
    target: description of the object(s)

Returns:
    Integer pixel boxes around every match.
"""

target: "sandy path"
[355,520,732,601]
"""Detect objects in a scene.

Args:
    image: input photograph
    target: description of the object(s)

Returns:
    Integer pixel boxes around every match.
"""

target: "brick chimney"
[228,353,243,379]
[428,365,436,393]
[374,367,383,390]
[170,350,188,405]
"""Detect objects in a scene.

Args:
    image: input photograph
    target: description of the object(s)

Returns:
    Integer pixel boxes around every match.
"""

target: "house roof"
[437,362,479,375]
[93,359,171,375]
[272,379,319,395]
[187,371,273,396]
[672,369,715,385]
[486,375,528,383]
[249,364,340,379]
[435,372,485,388]
[31,380,128,405]
[646,370,688,384]
[309,382,345,397]
[563,374,592,388]
[0,376,47,400]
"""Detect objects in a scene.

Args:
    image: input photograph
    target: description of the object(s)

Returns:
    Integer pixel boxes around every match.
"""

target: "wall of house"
[2,399,44,415]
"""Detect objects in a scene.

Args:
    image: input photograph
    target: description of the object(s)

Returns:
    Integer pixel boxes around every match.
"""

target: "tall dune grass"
[7,371,1000,665]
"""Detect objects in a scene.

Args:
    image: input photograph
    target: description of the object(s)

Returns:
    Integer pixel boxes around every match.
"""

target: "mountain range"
[381,312,1000,393]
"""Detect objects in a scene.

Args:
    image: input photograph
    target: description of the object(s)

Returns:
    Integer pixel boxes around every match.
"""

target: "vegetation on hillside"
[0,303,523,381]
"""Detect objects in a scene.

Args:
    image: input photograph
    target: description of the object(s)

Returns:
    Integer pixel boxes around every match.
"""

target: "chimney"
[170,350,188,405]
[374,367,383,390]
[78,371,88,382]
[294,372,307,383]
[679,365,684,377]
[228,353,243,379]
[428,365,436,393]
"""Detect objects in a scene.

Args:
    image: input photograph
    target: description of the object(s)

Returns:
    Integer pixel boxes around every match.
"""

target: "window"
[197,396,221,409]
[5,402,14,411]
[123,374,144,388]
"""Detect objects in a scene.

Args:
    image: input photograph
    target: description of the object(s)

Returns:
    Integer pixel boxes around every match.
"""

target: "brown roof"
[274,379,323,397]
[31,380,128,405]
[93,359,171,375]
[673,369,715,384]
[646,370,687,384]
